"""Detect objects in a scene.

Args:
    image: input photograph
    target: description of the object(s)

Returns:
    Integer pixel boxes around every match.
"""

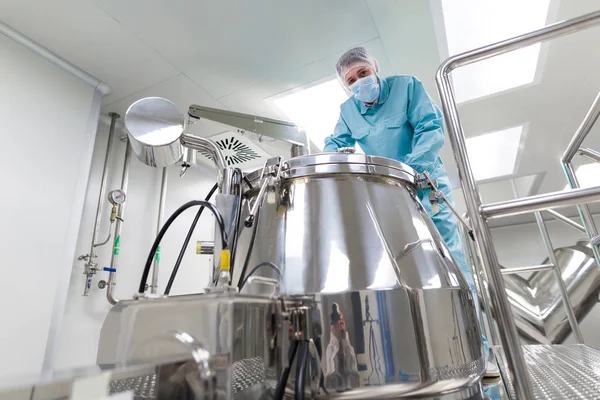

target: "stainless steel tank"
[234,154,485,398]
[97,292,287,399]
[502,241,599,344]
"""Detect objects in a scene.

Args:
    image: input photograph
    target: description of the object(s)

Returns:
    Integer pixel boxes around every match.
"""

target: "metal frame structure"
[436,10,600,399]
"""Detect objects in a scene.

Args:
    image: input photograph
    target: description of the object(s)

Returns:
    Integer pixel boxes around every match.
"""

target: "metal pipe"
[562,90,600,164]
[500,264,554,275]
[439,10,600,396]
[0,21,111,95]
[545,209,586,233]
[180,132,232,194]
[457,216,501,348]
[107,140,132,305]
[534,212,585,343]
[480,186,600,219]
[562,162,600,273]
[82,112,119,296]
[151,168,168,294]
[442,10,600,73]
[578,147,600,163]
[180,133,226,172]
[437,65,532,397]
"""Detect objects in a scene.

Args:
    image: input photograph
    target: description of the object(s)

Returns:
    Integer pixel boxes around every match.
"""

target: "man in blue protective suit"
[324,47,497,377]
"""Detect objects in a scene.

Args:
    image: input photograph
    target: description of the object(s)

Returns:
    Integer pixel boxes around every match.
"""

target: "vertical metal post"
[458,219,501,348]
[106,140,132,305]
[534,212,585,343]
[151,167,168,294]
[83,112,119,296]
[562,162,600,263]
[436,68,533,398]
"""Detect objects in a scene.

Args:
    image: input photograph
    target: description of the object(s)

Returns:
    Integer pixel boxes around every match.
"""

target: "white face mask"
[349,75,380,103]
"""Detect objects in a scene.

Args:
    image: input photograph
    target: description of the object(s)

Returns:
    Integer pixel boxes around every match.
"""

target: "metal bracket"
[188,104,309,149]
[590,235,600,246]
[421,172,475,241]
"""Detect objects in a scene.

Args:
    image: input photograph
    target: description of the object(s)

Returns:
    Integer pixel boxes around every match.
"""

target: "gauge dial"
[108,189,126,205]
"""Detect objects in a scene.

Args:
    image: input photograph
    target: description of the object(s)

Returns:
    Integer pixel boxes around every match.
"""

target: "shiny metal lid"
[244,154,416,187]
[125,97,184,147]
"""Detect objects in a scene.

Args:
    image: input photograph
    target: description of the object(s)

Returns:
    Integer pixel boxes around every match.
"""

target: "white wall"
[52,122,218,371]
[0,33,99,378]
[490,216,600,348]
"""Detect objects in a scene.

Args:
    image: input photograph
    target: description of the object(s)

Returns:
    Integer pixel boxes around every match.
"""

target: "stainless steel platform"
[495,344,600,399]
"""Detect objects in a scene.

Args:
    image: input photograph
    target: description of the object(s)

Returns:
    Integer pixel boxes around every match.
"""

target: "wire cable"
[273,340,299,400]
[295,341,309,400]
[236,207,261,290]
[138,200,227,294]
[164,183,219,295]
[238,261,282,291]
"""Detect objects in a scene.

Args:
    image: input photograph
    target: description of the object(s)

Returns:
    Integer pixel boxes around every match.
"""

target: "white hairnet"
[335,46,379,86]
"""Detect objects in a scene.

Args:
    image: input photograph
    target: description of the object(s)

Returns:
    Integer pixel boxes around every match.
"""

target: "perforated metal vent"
[196,131,273,170]
[199,136,261,166]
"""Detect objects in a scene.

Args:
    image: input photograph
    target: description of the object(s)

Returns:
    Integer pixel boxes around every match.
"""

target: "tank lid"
[245,153,417,186]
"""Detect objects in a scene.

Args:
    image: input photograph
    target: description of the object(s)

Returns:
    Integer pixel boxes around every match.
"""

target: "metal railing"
[561,89,600,264]
[436,10,600,399]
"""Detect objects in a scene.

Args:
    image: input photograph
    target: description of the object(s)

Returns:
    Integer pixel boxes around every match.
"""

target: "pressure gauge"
[108,189,126,205]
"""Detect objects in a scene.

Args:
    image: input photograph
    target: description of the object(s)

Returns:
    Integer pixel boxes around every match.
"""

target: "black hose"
[138,200,227,294]
[273,340,299,400]
[236,207,261,290]
[313,336,329,395]
[295,341,309,400]
[164,183,219,295]
[238,262,282,291]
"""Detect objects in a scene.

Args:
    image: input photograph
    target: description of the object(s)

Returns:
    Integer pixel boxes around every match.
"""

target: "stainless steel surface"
[81,112,119,296]
[578,147,600,163]
[458,216,501,349]
[431,12,600,397]
[312,290,484,398]
[180,132,227,174]
[281,153,416,183]
[212,193,239,283]
[97,293,281,399]
[480,186,600,219]
[188,104,309,149]
[545,209,586,232]
[502,241,599,344]
[534,213,584,343]
[437,11,600,392]
[179,147,197,178]
[437,55,532,400]
[562,162,600,265]
[0,356,216,400]
[496,344,600,400]
[125,97,184,168]
[236,153,485,397]
[107,140,132,305]
[291,143,307,158]
[151,167,168,294]
[562,89,600,164]
[560,86,600,267]
[500,264,554,275]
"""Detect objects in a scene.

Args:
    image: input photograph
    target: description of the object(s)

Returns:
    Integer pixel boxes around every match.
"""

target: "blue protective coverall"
[323,75,482,327]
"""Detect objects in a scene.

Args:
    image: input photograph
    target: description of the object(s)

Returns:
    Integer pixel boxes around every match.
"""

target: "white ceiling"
[2,0,600,227]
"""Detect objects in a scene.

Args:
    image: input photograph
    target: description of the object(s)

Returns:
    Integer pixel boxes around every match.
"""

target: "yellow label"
[220,249,231,271]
